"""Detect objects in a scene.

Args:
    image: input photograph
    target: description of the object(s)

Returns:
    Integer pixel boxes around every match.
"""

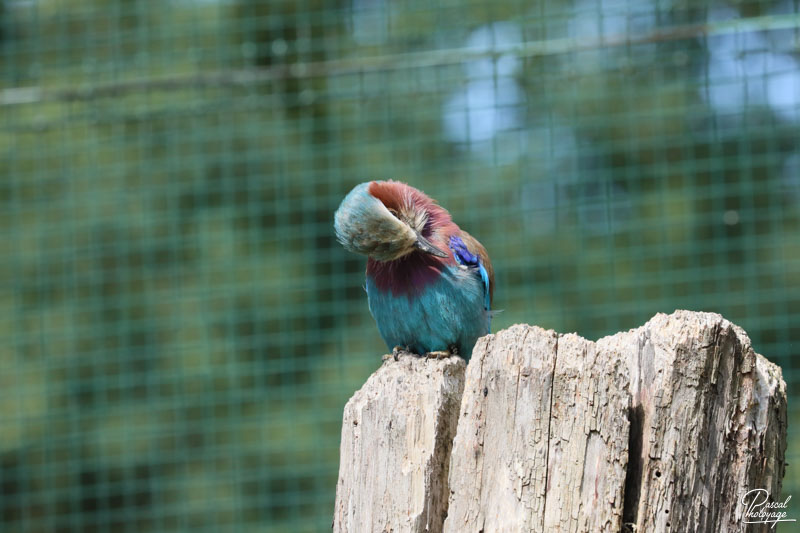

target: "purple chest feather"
[367,252,452,296]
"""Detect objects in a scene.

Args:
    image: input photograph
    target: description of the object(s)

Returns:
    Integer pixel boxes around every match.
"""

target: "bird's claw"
[425,345,459,360]
[384,345,409,362]
[387,345,458,361]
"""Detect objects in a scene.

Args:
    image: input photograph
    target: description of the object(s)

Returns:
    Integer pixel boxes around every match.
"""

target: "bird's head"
[334,181,452,262]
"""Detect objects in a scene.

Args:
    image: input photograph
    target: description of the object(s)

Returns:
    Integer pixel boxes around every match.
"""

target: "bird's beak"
[413,232,448,258]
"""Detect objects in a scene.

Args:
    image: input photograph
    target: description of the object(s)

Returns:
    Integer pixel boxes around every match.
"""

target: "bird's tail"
[488,309,503,333]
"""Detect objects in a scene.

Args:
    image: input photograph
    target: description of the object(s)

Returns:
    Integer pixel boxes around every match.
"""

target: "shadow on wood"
[333,311,787,533]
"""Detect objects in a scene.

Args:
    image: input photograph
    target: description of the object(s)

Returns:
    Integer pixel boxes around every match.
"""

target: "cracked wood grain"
[332,354,465,533]
[334,311,787,533]
[444,325,560,532]
[444,326,630,533]
[599,311,788,533]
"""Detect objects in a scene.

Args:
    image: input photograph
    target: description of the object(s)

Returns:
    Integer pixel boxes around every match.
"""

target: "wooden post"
[598,311,788,532]
[333,354,465,533]
[333,311,788,533]
[444,326,630,532]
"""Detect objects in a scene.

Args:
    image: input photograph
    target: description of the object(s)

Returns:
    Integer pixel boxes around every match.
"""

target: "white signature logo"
[741,489,796,529]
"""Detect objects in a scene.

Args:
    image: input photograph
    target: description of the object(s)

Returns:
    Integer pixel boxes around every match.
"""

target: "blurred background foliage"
[1,0,799,531]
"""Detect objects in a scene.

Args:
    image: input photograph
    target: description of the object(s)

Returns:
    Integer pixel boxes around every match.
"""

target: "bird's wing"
[450,231,494,311]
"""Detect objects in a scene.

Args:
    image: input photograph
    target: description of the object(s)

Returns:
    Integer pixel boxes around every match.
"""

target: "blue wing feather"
[477,263,491,313]
[449,235,492,330]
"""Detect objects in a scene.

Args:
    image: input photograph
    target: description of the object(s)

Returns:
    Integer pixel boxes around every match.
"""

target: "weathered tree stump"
[599,311,788,532]
[333,311,788,533]
[444,327,630,532]
[333,354,465,533]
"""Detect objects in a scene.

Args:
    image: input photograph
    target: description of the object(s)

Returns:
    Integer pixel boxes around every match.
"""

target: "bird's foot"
[425,345,459,360]
[383,345,409,362]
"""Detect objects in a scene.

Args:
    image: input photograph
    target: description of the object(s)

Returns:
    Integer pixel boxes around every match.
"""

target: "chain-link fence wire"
[1,0,799,531]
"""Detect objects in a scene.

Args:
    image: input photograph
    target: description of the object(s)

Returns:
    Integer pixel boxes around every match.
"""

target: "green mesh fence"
[1,0,799,531]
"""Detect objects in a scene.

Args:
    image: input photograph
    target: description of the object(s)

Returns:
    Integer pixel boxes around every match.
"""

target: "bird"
[334,180,494,361]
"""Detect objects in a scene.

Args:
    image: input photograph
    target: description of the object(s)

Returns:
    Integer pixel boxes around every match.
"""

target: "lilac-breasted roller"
[334,180,494,361]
